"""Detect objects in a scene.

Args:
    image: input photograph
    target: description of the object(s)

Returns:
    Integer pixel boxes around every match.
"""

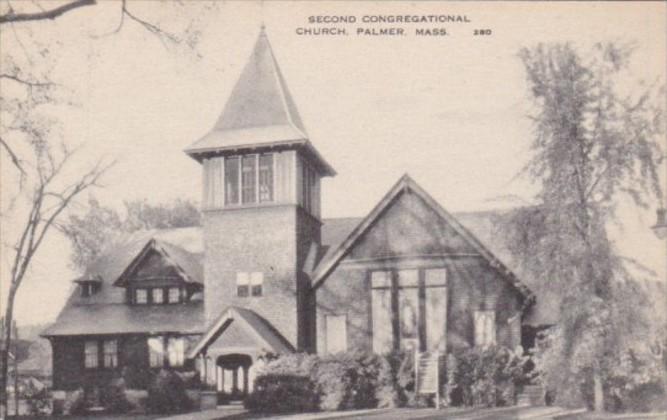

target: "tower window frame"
[236,272,250,297]
[224,153,275,206]
[250,272,263,296]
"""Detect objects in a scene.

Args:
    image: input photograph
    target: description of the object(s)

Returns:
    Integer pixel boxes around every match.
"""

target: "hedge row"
[245,346,534,414]
[58,369,194,416]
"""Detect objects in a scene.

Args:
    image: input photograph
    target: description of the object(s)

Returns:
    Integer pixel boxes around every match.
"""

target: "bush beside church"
[245,347,535,414]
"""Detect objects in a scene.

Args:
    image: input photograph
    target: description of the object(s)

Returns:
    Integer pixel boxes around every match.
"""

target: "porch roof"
[41,302,204,337]
[187,306,294,359]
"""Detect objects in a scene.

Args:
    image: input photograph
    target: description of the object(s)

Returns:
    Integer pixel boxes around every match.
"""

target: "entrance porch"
[188,306,295,402]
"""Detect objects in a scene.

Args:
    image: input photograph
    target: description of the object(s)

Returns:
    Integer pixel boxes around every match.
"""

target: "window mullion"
[273,153,277,203]
[390,270,400,351]
[255,154,259,203]
[237,156,242,205]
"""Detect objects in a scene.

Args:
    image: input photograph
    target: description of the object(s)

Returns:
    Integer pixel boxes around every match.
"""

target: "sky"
[1,1,666,327]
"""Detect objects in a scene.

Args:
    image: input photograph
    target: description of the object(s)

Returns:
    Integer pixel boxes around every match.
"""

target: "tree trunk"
[593,370,604,412]
[1,285,18,417]
[14,354,19,416]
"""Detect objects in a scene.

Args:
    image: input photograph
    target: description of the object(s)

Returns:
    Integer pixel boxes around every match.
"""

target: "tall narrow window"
[236,272,249,297]
[225,156,240,205]
[474,311,496,347]
[241,155,257,204]
[258,154,274,202]
[302,163,312,212]
[167,337,185,367]
[397,270,419,351]
[148,336,165,368]
[325,315,348,354]
[103,340,118,368]
[425,269,447,351]
[84,340,99,368]
[250,272,263,296]
[371,271,393,354]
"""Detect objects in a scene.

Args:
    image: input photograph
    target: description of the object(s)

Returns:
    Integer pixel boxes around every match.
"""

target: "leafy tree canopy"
[506,42,665,410]
[62,198,200,271]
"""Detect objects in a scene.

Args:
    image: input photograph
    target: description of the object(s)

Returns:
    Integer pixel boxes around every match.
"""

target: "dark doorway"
[216,353,253,402]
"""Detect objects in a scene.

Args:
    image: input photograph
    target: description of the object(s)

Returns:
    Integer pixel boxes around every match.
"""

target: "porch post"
[232,367,238,393]
[201,354,208,384]
[242,365,249,395]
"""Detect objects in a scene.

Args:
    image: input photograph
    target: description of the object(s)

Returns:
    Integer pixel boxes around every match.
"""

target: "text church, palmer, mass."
[43,27,554,399]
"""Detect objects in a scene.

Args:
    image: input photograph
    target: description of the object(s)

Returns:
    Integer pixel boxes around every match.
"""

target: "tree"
[514,42,665,411]
[0,1,212,414]
[0,141,112,415]
[62,198,200,271]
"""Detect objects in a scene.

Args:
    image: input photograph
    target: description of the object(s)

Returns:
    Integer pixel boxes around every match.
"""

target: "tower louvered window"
[225,157,240,204]
[258,154,274,202]
[241,155,257,203]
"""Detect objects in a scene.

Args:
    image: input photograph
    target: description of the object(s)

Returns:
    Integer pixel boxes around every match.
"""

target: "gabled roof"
[187,306,294,359]
[311,174,535,306]
[184,28,335,176]
[114,238,203,287]
[41,228,204,337]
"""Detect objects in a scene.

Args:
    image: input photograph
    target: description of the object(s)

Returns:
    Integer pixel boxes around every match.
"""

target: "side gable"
[312,175,535,306]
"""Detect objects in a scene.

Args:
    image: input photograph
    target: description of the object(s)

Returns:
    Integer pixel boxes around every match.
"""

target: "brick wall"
[204,204,318,349]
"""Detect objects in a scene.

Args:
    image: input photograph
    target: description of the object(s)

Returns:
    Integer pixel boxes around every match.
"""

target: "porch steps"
[517,384,546,406]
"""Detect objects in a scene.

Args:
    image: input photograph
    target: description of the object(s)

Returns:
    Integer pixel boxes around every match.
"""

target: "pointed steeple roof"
[212,26,306,135]
[186,28,333,175]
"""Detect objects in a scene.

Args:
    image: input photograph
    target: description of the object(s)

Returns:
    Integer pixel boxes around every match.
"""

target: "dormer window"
[168,287,180,303]
[224,154,274,206]
[136,288,148,304]
[152,288,165,304]
[133,286,185,305]
[75,277,101,298]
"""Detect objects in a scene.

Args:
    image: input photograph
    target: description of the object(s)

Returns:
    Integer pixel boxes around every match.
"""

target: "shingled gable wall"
[315,188,523,354]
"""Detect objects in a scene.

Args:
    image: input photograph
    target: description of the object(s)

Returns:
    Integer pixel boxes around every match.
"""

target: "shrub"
[244,374,318,413]
[604,348,666,412]
[24,386,51,417]
[63,388,87,416]
[124,389,148,413]
[146,369,192,414]
[447,346,530,407]
[101,376,132,413]
[255,351,402,411]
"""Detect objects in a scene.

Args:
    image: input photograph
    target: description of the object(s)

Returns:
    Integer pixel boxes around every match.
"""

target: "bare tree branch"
[0,0,96,25]
[121,0,179,45]
[1,146,113,410]
[0,73,54,87]
[0,137,25,175]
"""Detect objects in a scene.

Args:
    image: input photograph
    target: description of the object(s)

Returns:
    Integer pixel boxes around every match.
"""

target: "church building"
[43,28,551,401]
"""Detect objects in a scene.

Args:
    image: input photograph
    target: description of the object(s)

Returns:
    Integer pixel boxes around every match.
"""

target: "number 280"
[474,29,492,35]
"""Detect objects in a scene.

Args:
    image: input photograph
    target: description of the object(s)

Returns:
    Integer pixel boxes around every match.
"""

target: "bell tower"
[185,28,335,351]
